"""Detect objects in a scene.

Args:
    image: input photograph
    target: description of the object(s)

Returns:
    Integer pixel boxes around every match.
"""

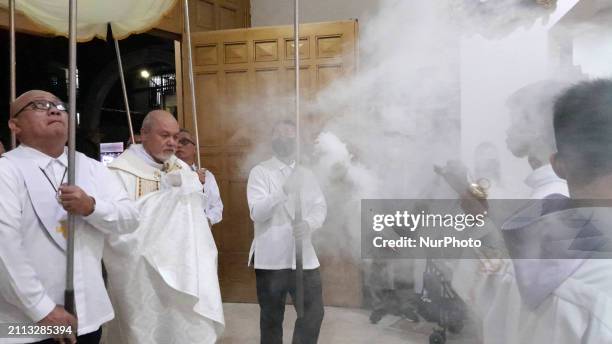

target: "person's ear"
[550,153,567,180]
[8,118,21,136]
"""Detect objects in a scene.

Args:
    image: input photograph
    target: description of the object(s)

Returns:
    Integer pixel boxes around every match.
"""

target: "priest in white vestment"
[102,110,224,344]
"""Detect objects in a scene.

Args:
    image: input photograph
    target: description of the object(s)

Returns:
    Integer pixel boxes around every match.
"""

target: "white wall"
[250,0,380,27]
[573,26,612,78]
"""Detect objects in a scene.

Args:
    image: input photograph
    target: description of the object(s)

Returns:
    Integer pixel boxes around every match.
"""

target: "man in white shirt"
[175,128,223,226]
[247,120,327,344]
[0,90,139,344]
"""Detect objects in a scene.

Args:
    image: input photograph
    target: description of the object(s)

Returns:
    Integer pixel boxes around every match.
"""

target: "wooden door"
[155,0,251,35]
[182,20,360,306]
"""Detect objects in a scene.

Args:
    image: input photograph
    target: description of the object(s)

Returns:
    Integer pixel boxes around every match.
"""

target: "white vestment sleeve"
[83,163,139,235]
[583,316,612,343]
[247,166,287,223]
[0,161,56,322]
[204,171,223,225]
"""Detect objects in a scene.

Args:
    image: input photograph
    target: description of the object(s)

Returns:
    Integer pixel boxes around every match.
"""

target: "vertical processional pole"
[183,0,201,168]
[65,0,78,322]
[293,0,304,319]
[112,28,136,145]
[9,0,16,149]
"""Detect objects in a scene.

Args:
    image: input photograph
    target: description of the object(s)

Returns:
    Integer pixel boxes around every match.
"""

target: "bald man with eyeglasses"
[0,90,139,344]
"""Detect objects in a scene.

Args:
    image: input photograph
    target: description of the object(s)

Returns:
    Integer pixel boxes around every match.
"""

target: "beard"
[154,149,175,163]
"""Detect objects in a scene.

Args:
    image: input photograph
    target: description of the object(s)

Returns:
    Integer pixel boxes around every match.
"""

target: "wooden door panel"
[194,0,216,31]
[286,66,314,100]
[220,221,251,252]
[219,5,239,29]
[195,44,220,66]
[317,64,343,89]
[254,40,280,62]
[224,181,250,219]
[196,72,224,146]
[153,0,249,35]
[285,38,310,60]
[219,252,257,302]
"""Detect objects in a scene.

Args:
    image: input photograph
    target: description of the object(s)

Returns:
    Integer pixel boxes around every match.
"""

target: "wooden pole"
[183,0,201,168]
[112,28,136,145]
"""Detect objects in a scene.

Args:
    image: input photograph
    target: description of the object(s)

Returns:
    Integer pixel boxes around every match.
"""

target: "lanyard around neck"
[39,165,68,195]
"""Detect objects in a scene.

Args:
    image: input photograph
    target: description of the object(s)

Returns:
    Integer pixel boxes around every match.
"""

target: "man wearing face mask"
[102,110,224,344]
[247,120,327,344]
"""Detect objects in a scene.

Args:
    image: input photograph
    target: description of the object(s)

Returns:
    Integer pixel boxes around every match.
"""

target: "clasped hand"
[58,185,95,216]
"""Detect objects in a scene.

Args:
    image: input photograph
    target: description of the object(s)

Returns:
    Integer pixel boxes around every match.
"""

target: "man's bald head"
[141,110,177,134]
[140,110,180,163]
[10,90,62,118]
[8,90,68,157]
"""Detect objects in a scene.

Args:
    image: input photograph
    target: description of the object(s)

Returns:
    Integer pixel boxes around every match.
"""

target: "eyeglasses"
[13,100,67,118]
[178,138,195,146]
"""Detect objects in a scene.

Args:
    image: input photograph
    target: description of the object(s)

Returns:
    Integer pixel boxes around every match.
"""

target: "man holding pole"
[247,119,327,344]
[0,90,139,344]
[175,128,223,226]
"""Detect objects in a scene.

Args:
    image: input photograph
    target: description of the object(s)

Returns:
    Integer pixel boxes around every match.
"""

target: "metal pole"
[9,0,16,149]
[65,0,77,322]
[183,0,201,168]
[294,0,301,164]
[293,0,304,320]
[112,31,135,144]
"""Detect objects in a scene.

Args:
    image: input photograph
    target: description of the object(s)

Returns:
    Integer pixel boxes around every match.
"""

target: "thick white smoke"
[304,0,576,259]
[243,0,582,269]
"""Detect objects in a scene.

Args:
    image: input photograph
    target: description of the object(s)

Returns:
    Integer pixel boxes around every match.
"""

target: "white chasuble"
[103,145,224,344]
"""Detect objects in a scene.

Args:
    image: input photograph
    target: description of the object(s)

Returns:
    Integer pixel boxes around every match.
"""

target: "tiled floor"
[221,303,479,344]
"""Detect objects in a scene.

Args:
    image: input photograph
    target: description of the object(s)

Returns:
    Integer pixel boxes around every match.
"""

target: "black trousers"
[34,327,101,344]
[255,268,324,344]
